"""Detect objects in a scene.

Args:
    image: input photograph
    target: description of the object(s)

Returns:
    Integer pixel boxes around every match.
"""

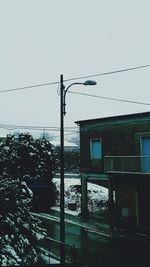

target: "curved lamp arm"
[63,80,97,115]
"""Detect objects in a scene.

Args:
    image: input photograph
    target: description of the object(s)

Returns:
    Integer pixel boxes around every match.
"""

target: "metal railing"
[37,235,109,266]
[104,156,150,174]
[37,236,80,265]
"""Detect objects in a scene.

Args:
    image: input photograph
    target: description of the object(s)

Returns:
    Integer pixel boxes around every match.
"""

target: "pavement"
[32,208,150,246]
[31,209,150,267]
[32,209,110,237]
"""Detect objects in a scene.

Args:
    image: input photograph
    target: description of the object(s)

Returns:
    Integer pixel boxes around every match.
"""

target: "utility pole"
[59,74,96,264]
[60,74,65,264]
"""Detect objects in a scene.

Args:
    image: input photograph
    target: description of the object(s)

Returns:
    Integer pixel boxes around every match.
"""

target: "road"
[33,211,150,267]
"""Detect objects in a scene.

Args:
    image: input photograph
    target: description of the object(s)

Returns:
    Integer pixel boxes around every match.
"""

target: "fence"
[37,236,82,265]
[104,156,150,174]
[37,235,103,266]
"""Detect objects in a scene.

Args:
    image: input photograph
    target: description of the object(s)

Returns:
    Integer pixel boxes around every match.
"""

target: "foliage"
[54,147,80,173]
[0,176,47,266]
[0,133,57,210]
[54,179,108,214]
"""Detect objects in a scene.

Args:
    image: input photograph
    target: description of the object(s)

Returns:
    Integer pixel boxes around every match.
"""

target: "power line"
[65,64,150,82]
[68,91,150,106]
[0,123,78,132]
[0,124,77,129]
[0,125,79,139]
[0,64,150,94]
[0,81,59,94]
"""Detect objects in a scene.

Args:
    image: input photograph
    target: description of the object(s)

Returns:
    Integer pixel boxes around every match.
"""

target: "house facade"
[76,112,150,233]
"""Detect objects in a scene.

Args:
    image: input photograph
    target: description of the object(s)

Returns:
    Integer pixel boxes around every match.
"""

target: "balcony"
[104,156,150,175]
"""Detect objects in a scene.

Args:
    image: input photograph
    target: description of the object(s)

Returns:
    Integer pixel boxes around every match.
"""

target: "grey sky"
[0,0,150,138]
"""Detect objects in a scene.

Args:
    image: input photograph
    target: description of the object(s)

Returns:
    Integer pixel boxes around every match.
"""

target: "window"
[90,139,102,160]
[122,207,129,218]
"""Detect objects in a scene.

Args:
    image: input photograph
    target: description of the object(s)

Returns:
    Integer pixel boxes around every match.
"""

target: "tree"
[0,176,47,265]
[54,146,80,173]
[0,133,57,211]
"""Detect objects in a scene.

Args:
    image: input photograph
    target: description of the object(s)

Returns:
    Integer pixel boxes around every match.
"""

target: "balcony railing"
[104,156,150,174]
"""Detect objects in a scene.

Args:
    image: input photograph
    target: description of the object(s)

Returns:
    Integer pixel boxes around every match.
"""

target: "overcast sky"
[0,0,150,139]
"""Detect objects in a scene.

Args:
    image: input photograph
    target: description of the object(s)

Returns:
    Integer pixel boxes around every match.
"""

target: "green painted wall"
[80,116,150,174]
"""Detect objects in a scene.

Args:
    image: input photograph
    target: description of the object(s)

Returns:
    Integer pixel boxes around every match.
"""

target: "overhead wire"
[0,64,150,94]
[68,91,150,106]
[0,64,150,131]
[64,64,150,82]
[0,81,59,94]
[0,123,78,132]
[0,124,79,139]
[57,82,60,95]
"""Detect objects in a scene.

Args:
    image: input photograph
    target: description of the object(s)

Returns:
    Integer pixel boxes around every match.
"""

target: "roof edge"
[75,111,150,125]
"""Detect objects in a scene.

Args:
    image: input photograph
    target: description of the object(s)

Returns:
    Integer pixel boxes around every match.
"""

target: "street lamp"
[60,74,97,264]
[63,80,97,115]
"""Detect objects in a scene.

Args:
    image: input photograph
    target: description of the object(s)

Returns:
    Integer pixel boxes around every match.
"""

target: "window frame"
[90,138,102,160]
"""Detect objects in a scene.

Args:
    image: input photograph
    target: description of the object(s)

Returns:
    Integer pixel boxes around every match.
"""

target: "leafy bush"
[0,177,47,265]
[0,133,57,211]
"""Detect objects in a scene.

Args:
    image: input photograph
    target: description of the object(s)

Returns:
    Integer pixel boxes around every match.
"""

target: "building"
[76,112,150,233]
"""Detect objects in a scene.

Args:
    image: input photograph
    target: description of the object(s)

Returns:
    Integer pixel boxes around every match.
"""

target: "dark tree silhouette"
[0,133,57,211]
[0,177,47,265]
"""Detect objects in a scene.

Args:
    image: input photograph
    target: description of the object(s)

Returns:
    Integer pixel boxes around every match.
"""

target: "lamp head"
[83,80,97,86]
